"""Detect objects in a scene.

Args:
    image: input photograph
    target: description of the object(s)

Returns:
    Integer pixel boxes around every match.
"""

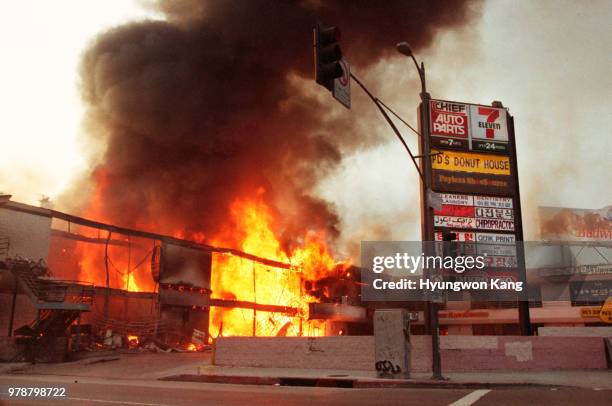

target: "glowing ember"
[127,335,139,346]
[186,343,197,351]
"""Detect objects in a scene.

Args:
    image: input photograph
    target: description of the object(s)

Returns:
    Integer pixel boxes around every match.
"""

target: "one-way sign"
[333,58,351,109]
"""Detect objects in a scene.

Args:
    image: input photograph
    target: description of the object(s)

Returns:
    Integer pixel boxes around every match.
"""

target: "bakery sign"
[429,99,510,154]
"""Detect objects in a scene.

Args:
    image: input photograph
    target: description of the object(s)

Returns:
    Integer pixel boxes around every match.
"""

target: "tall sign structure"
[419,99,531,336]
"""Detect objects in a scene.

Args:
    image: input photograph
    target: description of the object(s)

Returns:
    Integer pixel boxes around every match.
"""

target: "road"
[1,375,610,406]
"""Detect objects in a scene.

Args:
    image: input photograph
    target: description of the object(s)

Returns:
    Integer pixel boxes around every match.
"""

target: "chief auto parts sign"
[429,100,509,153]
[430,100,469,150]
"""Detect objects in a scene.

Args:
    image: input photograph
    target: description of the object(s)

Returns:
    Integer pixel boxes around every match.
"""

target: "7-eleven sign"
[469,105,508,141]
[468,105,509,153]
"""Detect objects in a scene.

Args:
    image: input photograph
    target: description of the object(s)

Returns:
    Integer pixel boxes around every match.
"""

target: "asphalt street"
[1,374,610,406]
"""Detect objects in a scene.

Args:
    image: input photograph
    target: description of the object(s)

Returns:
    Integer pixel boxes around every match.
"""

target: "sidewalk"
[2,352,610,390]
[171,364,612,390]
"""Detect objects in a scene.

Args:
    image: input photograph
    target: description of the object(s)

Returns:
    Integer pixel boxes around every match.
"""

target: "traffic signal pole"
[315,31,445,379]
[351,69,444,380]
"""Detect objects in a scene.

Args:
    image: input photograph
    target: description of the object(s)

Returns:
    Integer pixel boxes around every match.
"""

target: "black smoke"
[79,0,480,248]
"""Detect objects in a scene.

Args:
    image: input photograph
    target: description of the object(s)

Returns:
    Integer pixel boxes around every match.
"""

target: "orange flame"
[209,191,349,337]
[72,181,349,337]
[73,233,155,293]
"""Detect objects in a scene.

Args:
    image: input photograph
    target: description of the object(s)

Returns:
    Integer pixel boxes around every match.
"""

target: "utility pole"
[397,42,444,380]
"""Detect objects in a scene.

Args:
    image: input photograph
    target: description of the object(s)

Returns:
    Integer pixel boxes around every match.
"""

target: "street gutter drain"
[278,378,354,388]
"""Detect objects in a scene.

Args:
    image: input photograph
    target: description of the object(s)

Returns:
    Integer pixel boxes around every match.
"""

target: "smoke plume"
[78,0,480,249]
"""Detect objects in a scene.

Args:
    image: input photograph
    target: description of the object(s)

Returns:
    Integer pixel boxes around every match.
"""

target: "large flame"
[72,174,157,293]
[209,190,348,337]
[71,181,348,337]
[73,232,155,293]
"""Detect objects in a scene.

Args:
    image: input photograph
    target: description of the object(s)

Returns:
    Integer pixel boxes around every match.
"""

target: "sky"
[0,0,610,255]
[0,0,160,203]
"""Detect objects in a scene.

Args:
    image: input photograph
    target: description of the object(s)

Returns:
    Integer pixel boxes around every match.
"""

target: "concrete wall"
[538,326,612,337]
[439,335,607,371]
[214,335,608,372]
[214,336,375,370]
[0,205,51,262]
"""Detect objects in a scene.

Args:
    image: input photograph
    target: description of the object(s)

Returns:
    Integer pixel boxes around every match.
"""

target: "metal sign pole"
[507,112,532,335]
[418,94,443,379]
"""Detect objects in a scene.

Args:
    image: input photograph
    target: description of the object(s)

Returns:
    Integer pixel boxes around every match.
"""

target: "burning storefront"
[1,195,369,360]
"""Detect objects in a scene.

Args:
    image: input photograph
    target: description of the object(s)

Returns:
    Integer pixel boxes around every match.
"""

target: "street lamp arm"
[411,57,427,95]
[349,72,424,182]
[376,99,421,138]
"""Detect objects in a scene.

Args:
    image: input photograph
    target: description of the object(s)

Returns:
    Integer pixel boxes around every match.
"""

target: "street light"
[396,42,429,101]
[396,41,442,380]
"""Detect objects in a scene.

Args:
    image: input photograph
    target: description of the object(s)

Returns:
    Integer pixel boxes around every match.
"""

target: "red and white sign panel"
[428,100,511,154]
[435,205,475,217]
[430,100,470,150]
[434,205,513,220]
[435,231,476,241]
[434,193,515,224]
[430,101,469,138]
[469,105,508,142]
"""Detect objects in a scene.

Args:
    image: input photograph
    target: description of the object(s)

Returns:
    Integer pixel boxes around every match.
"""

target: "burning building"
[1,1,489,359]
[1,1,475,345]
[0,195,369,360]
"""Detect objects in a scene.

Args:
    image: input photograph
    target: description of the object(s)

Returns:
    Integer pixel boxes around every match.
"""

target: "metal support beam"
[209,299,299,316]
[8,277,18,336]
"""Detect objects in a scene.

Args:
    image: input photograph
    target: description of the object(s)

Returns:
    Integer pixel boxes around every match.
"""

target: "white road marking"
[68,397,174,406]
[448,389,491,406]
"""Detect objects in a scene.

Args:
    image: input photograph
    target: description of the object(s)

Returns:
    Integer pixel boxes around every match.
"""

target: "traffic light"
[314,23,343,92]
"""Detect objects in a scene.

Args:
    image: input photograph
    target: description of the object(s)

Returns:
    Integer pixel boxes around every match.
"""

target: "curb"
[0,363,30,375]
[160,374,569,389]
